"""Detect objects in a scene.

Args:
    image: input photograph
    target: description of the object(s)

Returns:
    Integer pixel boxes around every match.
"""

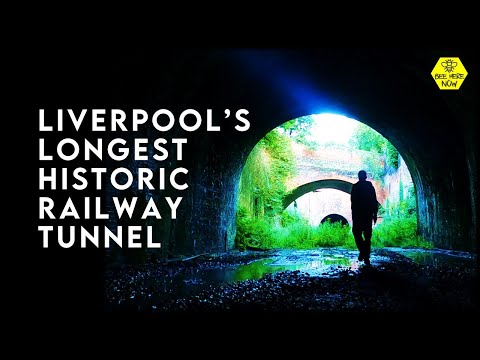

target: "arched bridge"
[283,179,382,209]
[283,143,387,209]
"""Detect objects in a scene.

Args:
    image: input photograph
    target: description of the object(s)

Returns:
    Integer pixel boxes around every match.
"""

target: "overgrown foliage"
[237,211,431,251]
[384,186,417,217]
[349,123,399,176]
[280,115,318,149]
[236,116,431,251]
[374,186,431,249]
[236,213,356,250]
[238,129,295,216]
[372,216,432,249]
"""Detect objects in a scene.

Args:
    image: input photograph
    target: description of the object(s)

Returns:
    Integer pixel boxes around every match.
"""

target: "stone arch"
[283,179,383,210]
[321,214,349,226]
[283,179,382,211]
[105,48,476,254]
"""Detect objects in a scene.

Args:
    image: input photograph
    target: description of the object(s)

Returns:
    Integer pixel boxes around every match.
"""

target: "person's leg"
[352,226,365,261]
[363,227,372,264]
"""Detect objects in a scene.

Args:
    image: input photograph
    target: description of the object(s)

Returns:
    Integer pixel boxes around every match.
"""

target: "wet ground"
[104,247,478,313]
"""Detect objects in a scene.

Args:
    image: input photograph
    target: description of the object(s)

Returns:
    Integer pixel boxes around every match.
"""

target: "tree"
[280,115,318,149]
[349,123,399,170]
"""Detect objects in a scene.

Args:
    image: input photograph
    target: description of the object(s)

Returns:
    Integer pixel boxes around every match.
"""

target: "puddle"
[223,256,353,281]
[166,247,477,298]
[180,251,358,291]
[388,247,476,268]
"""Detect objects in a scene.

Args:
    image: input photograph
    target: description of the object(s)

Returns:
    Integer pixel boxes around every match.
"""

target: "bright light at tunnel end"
[308,114,361,145]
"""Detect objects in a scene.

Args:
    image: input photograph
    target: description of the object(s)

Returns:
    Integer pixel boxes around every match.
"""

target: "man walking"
[351,170,378,265]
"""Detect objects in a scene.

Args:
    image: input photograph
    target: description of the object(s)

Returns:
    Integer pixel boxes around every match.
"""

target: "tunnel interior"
[51,48,477,259]
[33,47,479,317]
[113,49,475,256]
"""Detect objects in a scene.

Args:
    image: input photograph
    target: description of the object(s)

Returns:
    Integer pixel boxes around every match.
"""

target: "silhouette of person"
[351,170,378,265]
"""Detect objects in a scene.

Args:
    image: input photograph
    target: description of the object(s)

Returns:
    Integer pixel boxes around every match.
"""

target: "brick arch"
[286,142,387,205]
[104,48,476,255]
[283,179,382,210]
[321,214,349,226]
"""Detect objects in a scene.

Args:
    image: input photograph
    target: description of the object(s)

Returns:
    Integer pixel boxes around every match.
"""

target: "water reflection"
[226,256,353,282]
[398,250,475,268]
[182,254,356,287]
[176,248,476,297]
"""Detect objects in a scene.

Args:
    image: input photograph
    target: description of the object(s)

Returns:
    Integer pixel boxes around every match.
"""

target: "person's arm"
[350,184,356,209]
[371,184,378,224]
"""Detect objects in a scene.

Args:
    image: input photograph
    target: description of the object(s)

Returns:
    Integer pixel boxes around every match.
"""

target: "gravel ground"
[104,249,478,313]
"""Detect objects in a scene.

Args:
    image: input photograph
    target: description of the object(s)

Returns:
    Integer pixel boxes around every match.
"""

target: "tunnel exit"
[236,113,422,251]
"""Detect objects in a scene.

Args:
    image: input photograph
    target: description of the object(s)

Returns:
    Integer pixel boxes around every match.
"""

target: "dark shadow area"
[321,214,349,226]
[104,248,478,313]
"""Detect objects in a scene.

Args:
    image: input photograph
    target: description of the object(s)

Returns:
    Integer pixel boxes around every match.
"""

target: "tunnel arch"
[321,214,349,226]
[283,179,382,210]
[221,50,475,252]
[107,48,476,255]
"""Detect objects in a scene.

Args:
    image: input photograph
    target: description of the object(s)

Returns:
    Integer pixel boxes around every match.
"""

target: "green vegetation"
[279,115,318,149]
[349,123,399,179]
[385,186,417,217]
[236,115,432,252]
[236,213,356,250]
[238,129,295,216]
[374,187,432,249]
[372,216,432,249]
[237,211,431,251]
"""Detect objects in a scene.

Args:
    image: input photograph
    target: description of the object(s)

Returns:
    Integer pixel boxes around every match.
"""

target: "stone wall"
[287,142,387,204]
[383,156,414,205]
[286,189,353,226]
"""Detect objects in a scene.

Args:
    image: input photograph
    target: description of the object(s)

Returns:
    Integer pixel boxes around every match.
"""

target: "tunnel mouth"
[321,214,349,226]
[236,113,423,251]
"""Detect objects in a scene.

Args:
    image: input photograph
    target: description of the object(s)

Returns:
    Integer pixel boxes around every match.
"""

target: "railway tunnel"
[38,48,477,258]
[109,48,476,255]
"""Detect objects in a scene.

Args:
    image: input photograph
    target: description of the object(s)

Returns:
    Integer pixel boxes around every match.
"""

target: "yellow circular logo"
[431,57,468,90]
